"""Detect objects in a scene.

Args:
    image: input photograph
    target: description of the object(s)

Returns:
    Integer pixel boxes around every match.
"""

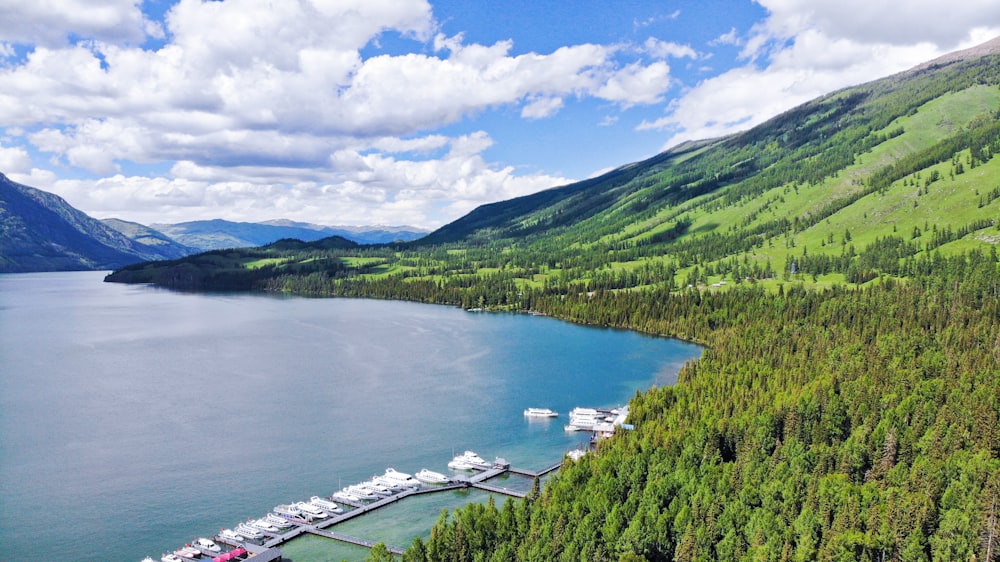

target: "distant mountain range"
[0,174,427,272]
[149,219,426,251]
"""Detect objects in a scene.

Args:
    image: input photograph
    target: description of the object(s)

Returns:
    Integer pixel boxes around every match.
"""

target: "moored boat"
[310,496,344,513]
[174,545,201,558]
[345,485,379,500]
[415,468,451,484]
[295,501,329,518]
[218,529,243,543]
[251,518,279,532]
[332,489,360,502]
[448,450,492,470]
[273,504,302,518]
[365,481,396,496]
[265,513,294,528]
[376,468,420,489]
[234,523,263,540]
[447,456,475,470]
[161,554,182,562]
[194,538,221,552]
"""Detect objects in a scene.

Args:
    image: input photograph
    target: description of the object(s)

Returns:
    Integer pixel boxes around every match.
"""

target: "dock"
[307,527,406,555]
[210,459,564,559]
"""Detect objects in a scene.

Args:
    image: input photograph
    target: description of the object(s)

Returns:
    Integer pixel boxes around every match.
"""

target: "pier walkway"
[470,482,526,498]
[509,462,562,478]
[307,527,406,555]
[227,461,565,556]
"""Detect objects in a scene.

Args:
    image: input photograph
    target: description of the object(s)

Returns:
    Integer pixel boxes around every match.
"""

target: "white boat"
[310,496,344,513]
[332,489,360,502]
[251,518,279,532]
[345,485,379,500]
[376,468,420,489]
[524,407,558,417]
[143,557,156,562]
[369,478,406,492]
[161,555,183,562]
[447,456,475,470]
[174,546,201,558]
[218,529,243,543]
[448,450,492,470]
[295,501,329,518]
[264,513,294,528]
[219,529,243,542]
[194,538,220,552]
[273,504,302,518]
[415,468,451,484]
[235,523,264,539]
[367,481,397,496]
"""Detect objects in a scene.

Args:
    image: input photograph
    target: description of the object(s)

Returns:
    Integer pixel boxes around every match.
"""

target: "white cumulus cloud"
[643,0,1000,147]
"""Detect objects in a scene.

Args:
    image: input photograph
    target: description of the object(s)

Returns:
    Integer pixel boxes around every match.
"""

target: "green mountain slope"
[416,37,1000,275]
[0,175,190,272]
[109,39,1000,297]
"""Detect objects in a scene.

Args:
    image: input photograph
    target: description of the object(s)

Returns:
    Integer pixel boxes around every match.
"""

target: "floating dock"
[220,459,563,558]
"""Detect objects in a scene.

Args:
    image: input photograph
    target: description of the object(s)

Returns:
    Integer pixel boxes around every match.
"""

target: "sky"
[1,1,999,229]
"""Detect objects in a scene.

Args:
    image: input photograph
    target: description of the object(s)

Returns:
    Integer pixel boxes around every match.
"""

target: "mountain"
[112,37,1000,296]
[101,218,195,259]
[0,175,192,272]
[418,38,1000,252]
[151,219,427,251]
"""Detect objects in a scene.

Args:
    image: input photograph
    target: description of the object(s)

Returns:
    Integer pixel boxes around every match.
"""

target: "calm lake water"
[0,271,700,561]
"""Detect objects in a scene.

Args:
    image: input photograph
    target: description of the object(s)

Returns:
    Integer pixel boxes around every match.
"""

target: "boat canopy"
[213,548,246,562]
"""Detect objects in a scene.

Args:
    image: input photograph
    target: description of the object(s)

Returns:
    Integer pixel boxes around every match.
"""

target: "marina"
[149,455,570,560]
[143,412,612,560]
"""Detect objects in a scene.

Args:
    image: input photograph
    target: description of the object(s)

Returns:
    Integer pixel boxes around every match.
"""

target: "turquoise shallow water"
[0,271,701,561]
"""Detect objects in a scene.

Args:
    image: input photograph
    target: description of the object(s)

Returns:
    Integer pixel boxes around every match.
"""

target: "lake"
[0,271,700,561]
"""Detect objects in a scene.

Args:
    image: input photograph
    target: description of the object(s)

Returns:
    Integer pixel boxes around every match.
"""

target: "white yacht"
[447,456,475,470]
[235,523,264,539]
[218,529,243,543]
[449,450,492,470]
[380,468,420,488]
[310,496,344,513]
[194,538,221,552]
[358,482,393,497]
[295,501,329,518]
[174,546,201,558]
[345,485,379,501]
[264,513,294,528]
[524,407,558,417]
[332,489,360,502]
[370,478,406,492]
[273,504,302,518]
[161,554,183,562]
[415,468,451,484]
[251,518,279,532]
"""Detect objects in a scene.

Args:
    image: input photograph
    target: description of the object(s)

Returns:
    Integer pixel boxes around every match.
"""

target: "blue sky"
[1,0,999,228]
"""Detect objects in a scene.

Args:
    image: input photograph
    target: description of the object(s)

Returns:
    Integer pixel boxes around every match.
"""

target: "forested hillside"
[106,41,1000,561]
[402,255,999,561]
